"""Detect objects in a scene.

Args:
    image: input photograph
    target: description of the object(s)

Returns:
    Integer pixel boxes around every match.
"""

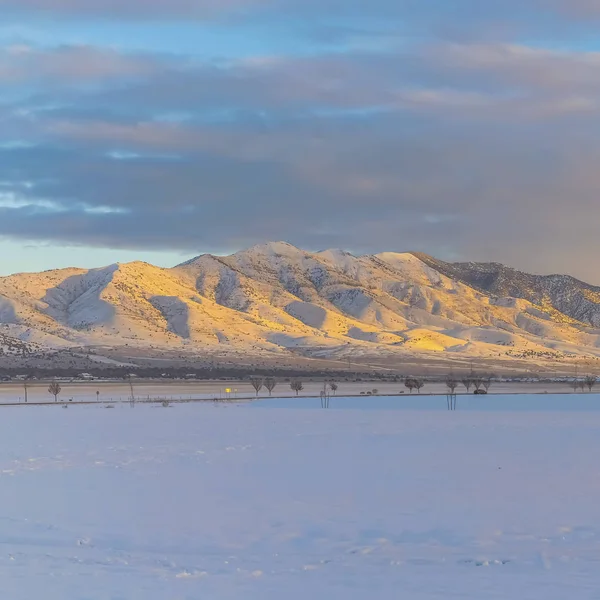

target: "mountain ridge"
[0,243,599,363]
[415,253,600,327]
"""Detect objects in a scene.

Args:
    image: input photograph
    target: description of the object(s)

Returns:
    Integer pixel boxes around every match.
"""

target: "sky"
[2,1,600,280]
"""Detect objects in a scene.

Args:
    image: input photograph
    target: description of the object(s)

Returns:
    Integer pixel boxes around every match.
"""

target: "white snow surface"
[1,398,600,598]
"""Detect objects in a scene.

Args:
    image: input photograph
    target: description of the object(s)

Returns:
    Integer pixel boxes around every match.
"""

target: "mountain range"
[0,241,599,364]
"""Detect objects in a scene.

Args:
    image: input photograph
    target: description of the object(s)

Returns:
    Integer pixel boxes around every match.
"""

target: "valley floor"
[0,400,599,598]
[0,379,590,404]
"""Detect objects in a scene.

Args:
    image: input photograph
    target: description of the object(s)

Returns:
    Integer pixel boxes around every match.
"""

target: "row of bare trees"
[445,373,495,409]
[404,378,425,393]
[47,377,340,403]
[572,375,597,392]
[402,374,496,396]
[290,380,338,396]
[250,376,278,397]
[456,374,495,393]
[250,378,339,397]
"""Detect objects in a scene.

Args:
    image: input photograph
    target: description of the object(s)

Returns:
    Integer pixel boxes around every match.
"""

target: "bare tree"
[585,375,597,392]
[250,377,264,397]
[482,376,494,392]
[446,375,458,410]
[48,381,61,403]
[290,380,303,396]
[127,373,135,406]
[414,379,425,394]
[472,375,484,391]
[462,377,473,393]
[573,378,581,393]
[321,381,331,408]
[264,377,277,396]
[329,382,338,395]
[446,375,458,395]
[404,378,416,394]
[23,380,28,403]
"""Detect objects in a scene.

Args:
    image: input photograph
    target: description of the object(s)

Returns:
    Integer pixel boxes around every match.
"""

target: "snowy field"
[1,397,600,599]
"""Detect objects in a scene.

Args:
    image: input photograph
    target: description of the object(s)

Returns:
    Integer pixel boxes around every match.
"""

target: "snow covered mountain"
[415,254,600,327]
[0,241,600,362]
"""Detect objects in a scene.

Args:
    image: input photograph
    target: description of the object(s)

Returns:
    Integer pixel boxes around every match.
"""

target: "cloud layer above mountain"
[2,1,600,280]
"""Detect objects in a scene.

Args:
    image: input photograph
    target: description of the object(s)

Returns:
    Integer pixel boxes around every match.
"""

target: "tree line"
[250,377,338,397]
[403,374,496,395]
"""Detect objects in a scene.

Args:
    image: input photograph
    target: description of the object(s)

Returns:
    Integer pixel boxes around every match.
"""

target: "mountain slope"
[0,243,599,362]
[415,253,600,327]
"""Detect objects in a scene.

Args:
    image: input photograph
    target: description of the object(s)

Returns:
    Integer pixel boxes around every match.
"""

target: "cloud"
[0,0,262,19]
[3,0,600,38]
[434,43,600,91]
[0,45,162,85]
[6,43,592,128]
[553,0,600,16]
[2,105,600,280]
[3,2,600,281]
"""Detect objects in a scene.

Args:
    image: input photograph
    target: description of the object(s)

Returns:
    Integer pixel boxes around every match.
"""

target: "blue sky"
[3,1,600,280]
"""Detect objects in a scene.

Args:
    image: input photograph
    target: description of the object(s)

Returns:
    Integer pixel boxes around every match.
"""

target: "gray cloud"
[3,0,600,41]
[0,0,260,19]
[16,41,600,122]
[0,45,163,85]
[3,107,600,280]
[3,2,600,281]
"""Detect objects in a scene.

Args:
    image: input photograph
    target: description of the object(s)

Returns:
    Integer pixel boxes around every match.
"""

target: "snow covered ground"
[0,398,599,598]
